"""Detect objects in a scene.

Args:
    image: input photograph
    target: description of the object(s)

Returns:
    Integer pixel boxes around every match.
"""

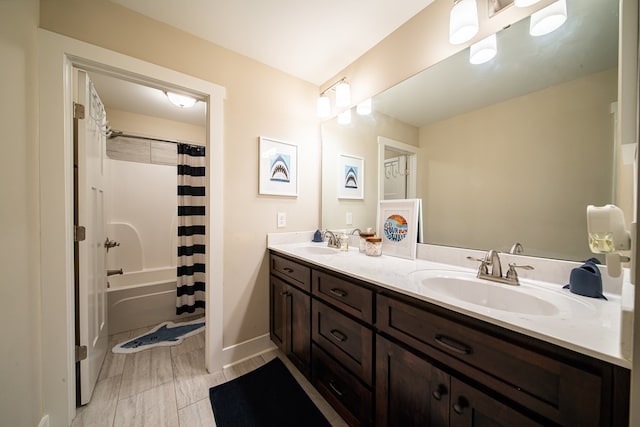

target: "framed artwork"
[337,154,364,199]
[377,199,421,260]
[259,137,298,197]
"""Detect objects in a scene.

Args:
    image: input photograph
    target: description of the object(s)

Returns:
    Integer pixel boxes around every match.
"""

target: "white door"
[383,155,408,200]
[75,69,108,405]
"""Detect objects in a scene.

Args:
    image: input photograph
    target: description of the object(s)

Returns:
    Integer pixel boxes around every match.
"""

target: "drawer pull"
[329,329,347,342]
[329,288,348,298]
[279,290,290,296]
[432,384,448,401]
[453,397,468,415]
[435,335,472,355]
[328,380,344,397]
[283,267,294,273]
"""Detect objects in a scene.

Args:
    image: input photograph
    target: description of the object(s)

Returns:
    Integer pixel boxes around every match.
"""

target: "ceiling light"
[470,34,497,64]
[529,0,567,37]
[449,0,479,45]
[514,0,542,6]
[317,96,331,118]
[356,98,372,115]
[165,91,197,108]
[338,109,351,125]
[335,82,351,108]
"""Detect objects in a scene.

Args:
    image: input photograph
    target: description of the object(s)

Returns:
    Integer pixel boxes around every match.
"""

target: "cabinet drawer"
[312,270,373,323]
[377,294,602,426]
[312,344,372,427]
[312,300,373,386]
[270,254,311,292]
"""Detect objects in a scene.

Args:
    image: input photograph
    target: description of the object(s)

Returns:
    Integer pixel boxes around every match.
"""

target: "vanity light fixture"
[164,91,197,108]
[529,0,567,36]
[469,33,497,64]
[514,0,542,6]
[317,77,350,118]
[449,0,479,45]
[337,109,351,125]
[317,95,331,118]
[356,98,372,115]
[335,81,351,108]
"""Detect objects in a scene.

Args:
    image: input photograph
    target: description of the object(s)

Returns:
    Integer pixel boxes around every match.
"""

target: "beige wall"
[40,1,321,350]
[419,69,618,260]
[0,0,42,425]
[322,110,418,231]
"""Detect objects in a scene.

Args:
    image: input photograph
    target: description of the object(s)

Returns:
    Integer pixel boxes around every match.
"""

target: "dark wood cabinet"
[268,250,630,427]
[269,255,311,378]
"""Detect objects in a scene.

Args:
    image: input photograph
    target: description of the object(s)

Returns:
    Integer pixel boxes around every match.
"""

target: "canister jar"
[359,231,375,253]
[365,237,382,257]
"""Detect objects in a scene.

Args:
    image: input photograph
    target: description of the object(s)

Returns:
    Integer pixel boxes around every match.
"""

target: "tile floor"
[72,325,346,426]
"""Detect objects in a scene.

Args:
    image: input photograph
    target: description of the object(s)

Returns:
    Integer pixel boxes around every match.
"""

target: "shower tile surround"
[74,325,345,426]
[267,231,633,368]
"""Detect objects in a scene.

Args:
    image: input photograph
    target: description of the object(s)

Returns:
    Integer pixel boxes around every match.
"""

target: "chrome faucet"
[323,230,339,249]
[467,250,533,286]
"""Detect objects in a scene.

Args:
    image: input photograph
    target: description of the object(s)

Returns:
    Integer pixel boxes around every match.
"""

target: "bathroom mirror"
[321,0,628,261]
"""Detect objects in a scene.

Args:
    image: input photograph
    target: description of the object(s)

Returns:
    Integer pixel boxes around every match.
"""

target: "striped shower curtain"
[176,143,206,315]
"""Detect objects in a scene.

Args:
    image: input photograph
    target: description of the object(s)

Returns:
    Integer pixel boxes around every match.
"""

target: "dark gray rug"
[209,357,331,427]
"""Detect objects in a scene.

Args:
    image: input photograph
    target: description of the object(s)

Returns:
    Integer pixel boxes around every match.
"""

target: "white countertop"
[268,237,632,369]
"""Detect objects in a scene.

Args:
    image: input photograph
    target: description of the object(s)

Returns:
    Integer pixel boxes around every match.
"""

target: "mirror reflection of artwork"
[259,137,298,197]
[337,154,364,199]
[344,165,359,189]
[270,154,291,183]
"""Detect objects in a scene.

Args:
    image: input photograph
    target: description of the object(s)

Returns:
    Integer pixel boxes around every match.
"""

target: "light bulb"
[356,98,372,115]
[317,96,331,118]
[469,34,497,64]
[449,0,479,45]
[335,82,351,108]
[165,91,197,108]
[529,0,567,37]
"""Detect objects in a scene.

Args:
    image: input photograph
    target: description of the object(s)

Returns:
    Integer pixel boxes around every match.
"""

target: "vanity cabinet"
[268,251,630,427]
[269,254,311,378]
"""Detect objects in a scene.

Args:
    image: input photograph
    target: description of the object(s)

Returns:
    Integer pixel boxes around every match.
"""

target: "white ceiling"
[110,0,435,85]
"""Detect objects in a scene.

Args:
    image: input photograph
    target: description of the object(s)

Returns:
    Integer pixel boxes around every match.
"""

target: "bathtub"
[107,267,204,334]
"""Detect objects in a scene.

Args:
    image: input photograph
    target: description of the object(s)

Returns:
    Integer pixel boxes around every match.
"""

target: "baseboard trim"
[221,333,276,368]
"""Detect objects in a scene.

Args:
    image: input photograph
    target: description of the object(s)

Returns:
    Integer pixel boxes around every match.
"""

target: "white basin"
[422,275,559,316]
[295,245,340,256]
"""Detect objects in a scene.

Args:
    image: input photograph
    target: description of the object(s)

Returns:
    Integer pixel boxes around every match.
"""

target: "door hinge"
[74,102,85,120]
[75,345,88,362]
[74,225,86,242]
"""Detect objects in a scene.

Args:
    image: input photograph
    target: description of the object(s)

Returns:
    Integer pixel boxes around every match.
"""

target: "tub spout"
[107,268,123,277]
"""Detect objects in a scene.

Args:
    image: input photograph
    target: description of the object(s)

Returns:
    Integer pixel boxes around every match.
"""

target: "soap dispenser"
[339,232,349,251]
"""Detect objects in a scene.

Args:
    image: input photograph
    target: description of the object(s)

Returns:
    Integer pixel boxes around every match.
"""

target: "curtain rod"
[108,129,184,145]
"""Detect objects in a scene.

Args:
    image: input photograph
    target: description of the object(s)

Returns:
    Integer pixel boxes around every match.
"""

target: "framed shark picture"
[337,154,364,199]
[259,137,298,197]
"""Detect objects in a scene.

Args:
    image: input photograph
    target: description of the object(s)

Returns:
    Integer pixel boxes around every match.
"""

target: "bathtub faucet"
[107,268,123,277]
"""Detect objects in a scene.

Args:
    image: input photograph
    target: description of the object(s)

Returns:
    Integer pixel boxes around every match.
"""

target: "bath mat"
[209,357,331,427]
[112,317,205,354]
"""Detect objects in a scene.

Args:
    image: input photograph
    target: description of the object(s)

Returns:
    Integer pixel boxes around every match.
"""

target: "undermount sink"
[295,245,340,256]
[421,275,560,316]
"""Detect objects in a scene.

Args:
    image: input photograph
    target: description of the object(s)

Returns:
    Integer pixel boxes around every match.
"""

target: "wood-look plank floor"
[72,326,346,426]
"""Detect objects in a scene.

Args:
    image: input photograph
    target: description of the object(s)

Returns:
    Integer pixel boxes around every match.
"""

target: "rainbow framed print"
[259,137,298,197]
[377,199,421,259]
[337,154,364,199]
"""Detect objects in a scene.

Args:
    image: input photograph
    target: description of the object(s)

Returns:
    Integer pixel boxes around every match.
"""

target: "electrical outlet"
[346,212,353,225]
[277,212,286,228]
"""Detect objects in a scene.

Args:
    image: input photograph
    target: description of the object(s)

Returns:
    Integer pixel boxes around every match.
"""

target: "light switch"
[346,212,353,225]
[277,212,286,228]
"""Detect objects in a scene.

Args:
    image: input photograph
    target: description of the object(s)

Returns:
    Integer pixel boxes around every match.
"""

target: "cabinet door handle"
[329,288,348,298]
[279,290,290,296]
[328,380,344,397]
[329,329,347,342]
[432,384,448,401]
[434,335,472,355]
[283,267,294,273]
[452,397,468,415]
